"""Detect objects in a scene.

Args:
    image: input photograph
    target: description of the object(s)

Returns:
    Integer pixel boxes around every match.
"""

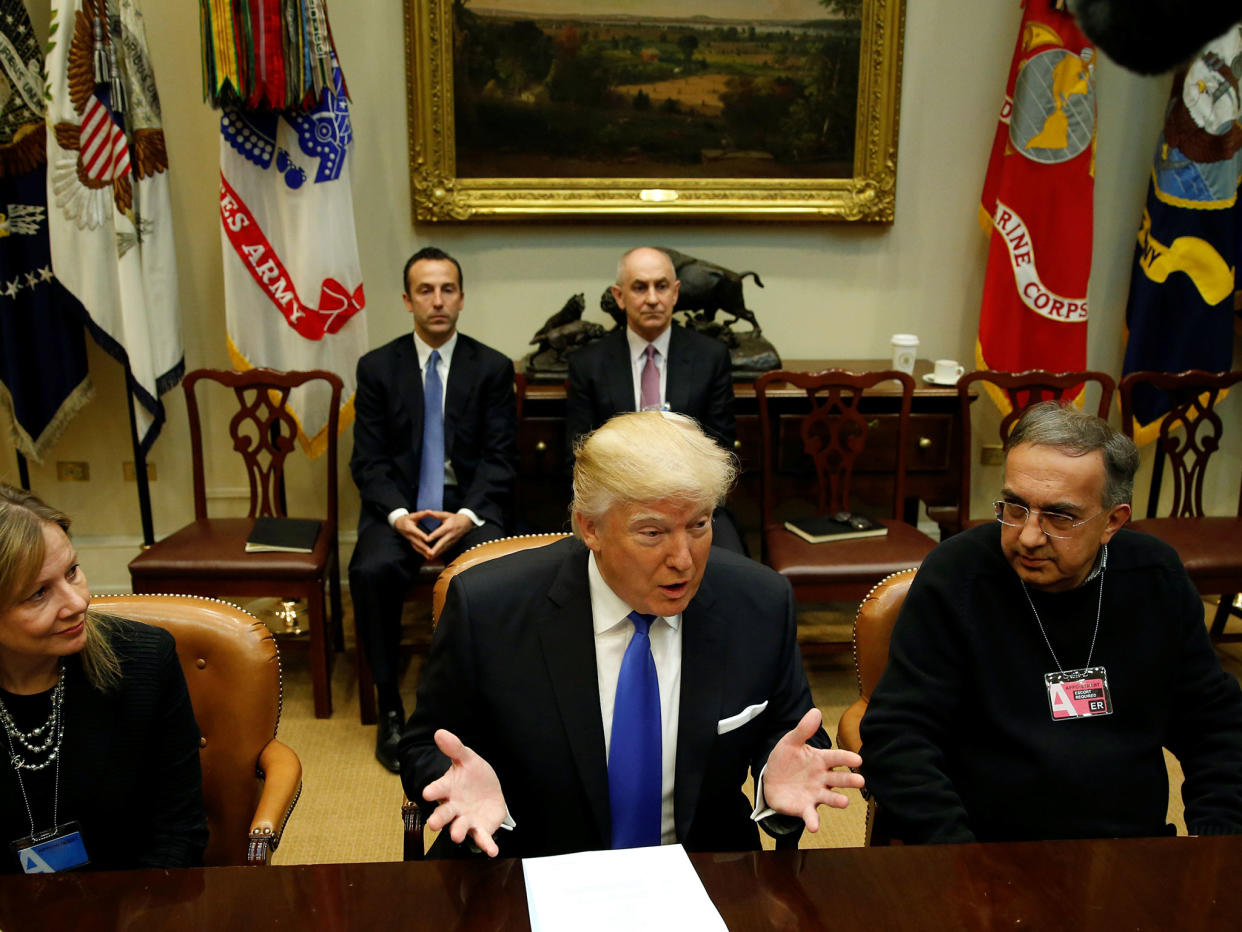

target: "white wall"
[6,0,1239,588]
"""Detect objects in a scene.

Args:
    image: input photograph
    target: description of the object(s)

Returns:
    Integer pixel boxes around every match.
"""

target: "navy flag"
[1121,24,1241,445]
[0,0,92,462]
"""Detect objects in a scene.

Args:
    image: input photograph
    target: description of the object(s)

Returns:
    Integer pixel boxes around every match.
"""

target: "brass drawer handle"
[918,436,932,449]
[535,441,547,453]
[733,440,742,450]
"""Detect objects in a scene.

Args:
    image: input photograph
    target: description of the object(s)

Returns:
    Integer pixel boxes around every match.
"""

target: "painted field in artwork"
[452,0,862,178]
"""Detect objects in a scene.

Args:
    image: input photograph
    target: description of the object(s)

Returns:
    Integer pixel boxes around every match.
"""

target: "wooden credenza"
[515,359,970,538]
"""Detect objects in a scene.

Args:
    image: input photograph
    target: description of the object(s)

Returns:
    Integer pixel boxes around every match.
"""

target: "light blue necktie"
[415,349,444,532]
[609,611,662,849]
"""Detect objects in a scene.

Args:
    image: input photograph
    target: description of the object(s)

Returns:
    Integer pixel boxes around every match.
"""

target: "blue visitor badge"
[11,822,89,873]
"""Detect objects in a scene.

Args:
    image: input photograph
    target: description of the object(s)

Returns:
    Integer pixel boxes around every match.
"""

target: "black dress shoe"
[375,710,404,774]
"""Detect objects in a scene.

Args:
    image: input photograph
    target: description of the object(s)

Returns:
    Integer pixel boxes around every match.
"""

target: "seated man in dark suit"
[566,247,746,554]
[350,246,517,772]
[400,411,863,857]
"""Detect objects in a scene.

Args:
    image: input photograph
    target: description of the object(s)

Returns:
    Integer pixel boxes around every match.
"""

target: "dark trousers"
[349,503,503,704]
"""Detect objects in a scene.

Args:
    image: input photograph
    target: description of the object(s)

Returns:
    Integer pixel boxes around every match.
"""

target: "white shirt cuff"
[457,508,485,528]
[750,762,776,822]
[387,507,410,527]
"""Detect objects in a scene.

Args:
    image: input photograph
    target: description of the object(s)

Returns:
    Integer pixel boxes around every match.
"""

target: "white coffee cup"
[890,334,918,374]
[933,359,965,383]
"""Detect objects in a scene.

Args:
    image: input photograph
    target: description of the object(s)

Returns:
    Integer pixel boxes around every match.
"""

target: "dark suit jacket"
[399,537,828,858]
[566,325,735,455]
[350,332,517,532]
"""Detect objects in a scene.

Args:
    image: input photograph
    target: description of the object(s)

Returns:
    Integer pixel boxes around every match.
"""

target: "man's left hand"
[408,510,473,559]
[762,708,864,832]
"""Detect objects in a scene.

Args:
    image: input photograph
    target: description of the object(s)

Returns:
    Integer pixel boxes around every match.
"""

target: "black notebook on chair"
[245,517,321,553]
[784,512,887,544]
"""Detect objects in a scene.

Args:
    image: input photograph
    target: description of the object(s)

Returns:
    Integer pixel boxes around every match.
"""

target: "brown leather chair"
[950,370,1116,536]
[92,593,302,865]
[835,567,917,846]
[128,368,343,719]
[755,369,936,631]
[401,533,570,860]
[1120,369,1242,639]
[357,372,531,725]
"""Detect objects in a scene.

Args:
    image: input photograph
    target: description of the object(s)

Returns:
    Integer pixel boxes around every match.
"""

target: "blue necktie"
[415,349,444,533]
[609,611,662,848]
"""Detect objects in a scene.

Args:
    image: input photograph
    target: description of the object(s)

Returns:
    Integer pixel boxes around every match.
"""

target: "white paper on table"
[522,843,727,932]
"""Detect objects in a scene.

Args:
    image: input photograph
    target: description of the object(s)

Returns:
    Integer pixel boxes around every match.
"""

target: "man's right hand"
[422,729,507,858]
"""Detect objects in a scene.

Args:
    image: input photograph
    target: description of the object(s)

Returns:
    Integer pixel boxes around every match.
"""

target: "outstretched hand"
[422,729,508,857]
[762,708,864,833]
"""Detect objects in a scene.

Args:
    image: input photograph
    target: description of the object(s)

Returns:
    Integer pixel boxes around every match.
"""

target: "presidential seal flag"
[0,0,92,462]
[1121,24,1241,446]
[977,1,1096,413]
[45,0,183,454]
[218,55,367,457]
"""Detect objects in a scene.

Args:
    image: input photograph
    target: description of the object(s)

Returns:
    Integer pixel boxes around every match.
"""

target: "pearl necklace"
[0,665,66,772]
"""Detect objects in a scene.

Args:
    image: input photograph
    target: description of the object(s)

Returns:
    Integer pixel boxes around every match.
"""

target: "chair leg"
[1210,594,1240,639]
[307,586,333,718]
[329,555,345,653]
[357,632,377,726]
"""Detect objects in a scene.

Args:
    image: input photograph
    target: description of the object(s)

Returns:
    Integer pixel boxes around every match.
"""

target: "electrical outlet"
[980,445,1005,466]
[56,461,89,481]
[123,461,157,481]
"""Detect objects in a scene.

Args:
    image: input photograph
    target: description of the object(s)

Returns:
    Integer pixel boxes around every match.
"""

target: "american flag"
[79,95,131,182]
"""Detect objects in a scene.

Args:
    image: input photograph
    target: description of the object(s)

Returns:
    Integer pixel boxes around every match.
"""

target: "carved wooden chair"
[92,594,302,865]
[129,368,343,718]
[401,532,570,860]
[950,370,1116,536]
[836,568,917,846]
[755,369,936,626]
[1120,370,1242,639]
[357,373,530,725]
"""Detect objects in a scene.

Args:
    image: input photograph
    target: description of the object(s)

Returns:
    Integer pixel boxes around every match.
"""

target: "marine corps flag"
[977,1,1097,412]
[0,0,92,462]
[1121,24,1241,446]
[45,0,184,454]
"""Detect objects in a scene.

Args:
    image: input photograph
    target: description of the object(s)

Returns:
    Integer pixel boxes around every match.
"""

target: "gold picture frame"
[405,0,905,222]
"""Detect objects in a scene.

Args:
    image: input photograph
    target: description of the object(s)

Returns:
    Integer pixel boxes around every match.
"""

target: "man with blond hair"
[400,411,863,858]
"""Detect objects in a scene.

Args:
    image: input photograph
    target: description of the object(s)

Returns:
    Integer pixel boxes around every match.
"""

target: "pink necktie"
[640,344,660,410]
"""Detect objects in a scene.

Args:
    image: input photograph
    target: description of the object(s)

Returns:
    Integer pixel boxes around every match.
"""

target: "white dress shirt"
[588,552,682,845]
[626,325,672,411]
[386,331,483,528]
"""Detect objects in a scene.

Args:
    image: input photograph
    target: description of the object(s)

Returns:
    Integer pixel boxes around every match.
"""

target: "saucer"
[922,372,961,386]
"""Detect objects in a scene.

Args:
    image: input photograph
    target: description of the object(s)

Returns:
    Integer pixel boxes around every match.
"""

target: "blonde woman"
[0,485,206,872]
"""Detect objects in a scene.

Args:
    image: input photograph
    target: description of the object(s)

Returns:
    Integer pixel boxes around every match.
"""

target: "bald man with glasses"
[860,401,1242,844]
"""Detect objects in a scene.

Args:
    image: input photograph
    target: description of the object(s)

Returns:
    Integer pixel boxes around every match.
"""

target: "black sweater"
[1,619,208,871]
[860,524,1242,844]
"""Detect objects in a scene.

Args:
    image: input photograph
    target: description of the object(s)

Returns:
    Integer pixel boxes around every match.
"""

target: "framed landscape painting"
[405,0,905,221]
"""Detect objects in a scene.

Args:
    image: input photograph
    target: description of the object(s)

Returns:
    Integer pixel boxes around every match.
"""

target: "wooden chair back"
[956,370,1115,530]
[1119,370,1242,519]
[183,367,342,523]
[756,369,915,527]
[91,594,302,865]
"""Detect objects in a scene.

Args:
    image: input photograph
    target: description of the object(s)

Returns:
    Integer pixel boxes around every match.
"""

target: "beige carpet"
[255,597,1240,865]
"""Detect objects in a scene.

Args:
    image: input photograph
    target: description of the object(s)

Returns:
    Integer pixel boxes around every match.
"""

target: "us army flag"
[219,61,366,457]
[977,2,1096,412]
[45,0,183,454]
[0,0,92,462]
[1121,24,1240,446]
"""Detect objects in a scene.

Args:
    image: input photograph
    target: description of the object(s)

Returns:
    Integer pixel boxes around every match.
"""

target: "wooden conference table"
[1,835,1238,930]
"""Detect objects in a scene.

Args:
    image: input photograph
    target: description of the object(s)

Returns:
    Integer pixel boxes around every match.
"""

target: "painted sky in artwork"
[469,1,838,22]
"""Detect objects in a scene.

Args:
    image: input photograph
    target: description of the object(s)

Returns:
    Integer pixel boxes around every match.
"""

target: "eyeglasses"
[992,501,1106,539]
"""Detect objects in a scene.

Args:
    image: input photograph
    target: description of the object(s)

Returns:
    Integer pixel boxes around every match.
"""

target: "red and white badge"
[1044,666,1112,720]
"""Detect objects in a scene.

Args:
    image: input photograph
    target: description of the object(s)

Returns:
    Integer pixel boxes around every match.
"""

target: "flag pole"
[125,378,155,547]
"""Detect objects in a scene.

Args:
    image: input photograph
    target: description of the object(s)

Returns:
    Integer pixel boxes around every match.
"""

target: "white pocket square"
[716,701,769,735]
